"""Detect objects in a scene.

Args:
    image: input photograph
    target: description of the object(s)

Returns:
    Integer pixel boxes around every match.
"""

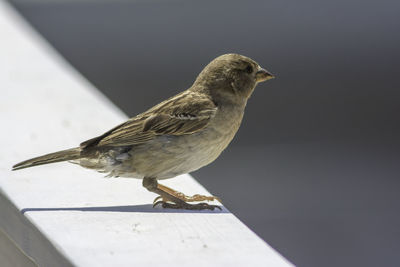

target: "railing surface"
[0,1,291,266]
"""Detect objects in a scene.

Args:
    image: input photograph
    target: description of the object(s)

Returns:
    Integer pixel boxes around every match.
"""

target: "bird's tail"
[12,147,81,171]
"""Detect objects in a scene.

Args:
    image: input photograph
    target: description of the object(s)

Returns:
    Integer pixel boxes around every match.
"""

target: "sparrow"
[12,53,275,210]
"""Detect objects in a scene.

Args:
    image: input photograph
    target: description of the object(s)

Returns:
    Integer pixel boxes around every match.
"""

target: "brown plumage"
[81,91,217,148]
[13,53,274,210]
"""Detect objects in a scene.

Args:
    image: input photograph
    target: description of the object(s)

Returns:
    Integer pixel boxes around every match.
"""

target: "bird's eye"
[245,65,253,74]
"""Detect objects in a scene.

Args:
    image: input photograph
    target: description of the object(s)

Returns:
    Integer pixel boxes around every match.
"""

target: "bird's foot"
[178,193,221,203]
[142,177,222,211]
[153,200,221,210]
[153,193,221,203]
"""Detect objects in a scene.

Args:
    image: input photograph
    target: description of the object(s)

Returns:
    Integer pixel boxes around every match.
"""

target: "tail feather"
[12,148,81,171]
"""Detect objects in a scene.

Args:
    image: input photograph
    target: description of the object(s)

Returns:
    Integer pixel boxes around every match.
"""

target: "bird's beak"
[256,68,275,83]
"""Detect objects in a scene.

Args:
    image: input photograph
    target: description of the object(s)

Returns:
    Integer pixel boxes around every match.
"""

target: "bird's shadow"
[21,204,229,214]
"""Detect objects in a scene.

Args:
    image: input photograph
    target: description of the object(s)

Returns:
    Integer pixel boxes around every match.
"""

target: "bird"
[12,53,275,210]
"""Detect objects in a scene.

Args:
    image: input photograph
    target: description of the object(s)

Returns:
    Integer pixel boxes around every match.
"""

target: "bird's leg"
[142,177,221,210]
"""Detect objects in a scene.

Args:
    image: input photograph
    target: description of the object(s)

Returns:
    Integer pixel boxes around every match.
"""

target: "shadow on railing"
[21,204,228,214]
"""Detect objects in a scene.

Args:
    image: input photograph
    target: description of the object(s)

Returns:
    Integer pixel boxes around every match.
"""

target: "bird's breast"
[156,104,245,176]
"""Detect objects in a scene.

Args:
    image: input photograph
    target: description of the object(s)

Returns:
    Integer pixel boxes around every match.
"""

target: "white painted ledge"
[0,1,292,266]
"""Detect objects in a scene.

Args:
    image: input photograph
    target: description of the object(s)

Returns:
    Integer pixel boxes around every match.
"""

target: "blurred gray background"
[10,0,400,266]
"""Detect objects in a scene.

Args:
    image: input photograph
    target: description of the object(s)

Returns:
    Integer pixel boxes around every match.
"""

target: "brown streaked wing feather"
[82,91,217,148]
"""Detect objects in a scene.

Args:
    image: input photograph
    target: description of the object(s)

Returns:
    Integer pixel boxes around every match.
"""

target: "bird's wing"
[80,92,218,148]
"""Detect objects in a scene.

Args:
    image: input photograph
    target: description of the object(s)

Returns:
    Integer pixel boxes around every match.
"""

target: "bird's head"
[193,53,274,102]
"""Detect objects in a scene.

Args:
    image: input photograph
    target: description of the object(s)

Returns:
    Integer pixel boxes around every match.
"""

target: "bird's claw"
[153,196,163,204]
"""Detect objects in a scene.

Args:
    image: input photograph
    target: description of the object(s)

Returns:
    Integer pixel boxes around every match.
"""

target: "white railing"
[0,1,291,266]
